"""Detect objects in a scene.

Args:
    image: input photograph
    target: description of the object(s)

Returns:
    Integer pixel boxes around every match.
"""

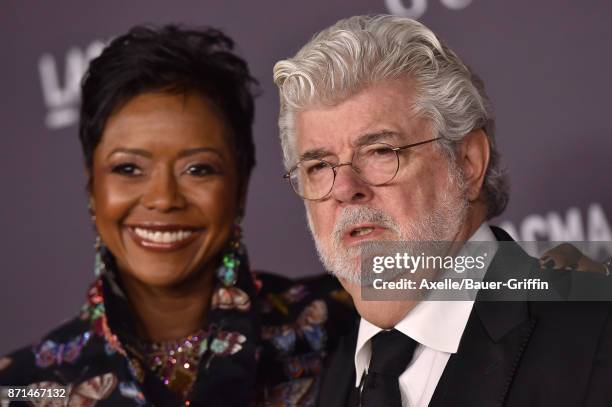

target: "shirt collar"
[354,222,498,385]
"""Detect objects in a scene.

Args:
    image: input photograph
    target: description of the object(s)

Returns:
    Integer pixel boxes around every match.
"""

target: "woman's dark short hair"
[79,24,258,189]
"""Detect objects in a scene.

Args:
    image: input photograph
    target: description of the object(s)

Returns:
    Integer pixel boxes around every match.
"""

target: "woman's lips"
[126,225,203,251]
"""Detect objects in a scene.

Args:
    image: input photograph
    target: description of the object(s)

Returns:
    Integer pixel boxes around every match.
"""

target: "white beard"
[307,164,469,284]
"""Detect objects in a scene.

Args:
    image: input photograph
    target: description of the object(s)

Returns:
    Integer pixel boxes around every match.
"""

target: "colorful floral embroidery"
[27,373,117,406]
[71,373,117,402]
[262,325,297,355]
[281,284,309,303]
[87,279,126,356]
[33,332,91,368]
[262,300,328,355]
[119,381,146,406]
[209,331,246,356]
[127,357,145,383]
[211,286,251,311]
[298,300,327,325]
[27,382,67,407]
[1,258,352,406]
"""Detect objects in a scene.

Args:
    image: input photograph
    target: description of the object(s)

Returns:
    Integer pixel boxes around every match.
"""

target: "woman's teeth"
[133,228,193,243]
[351,227,374,237]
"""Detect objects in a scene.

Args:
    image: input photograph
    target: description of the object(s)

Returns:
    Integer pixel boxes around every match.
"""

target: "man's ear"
[457,129,490,201]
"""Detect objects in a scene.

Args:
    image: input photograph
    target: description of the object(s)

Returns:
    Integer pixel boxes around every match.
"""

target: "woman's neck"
[119,268,215,342]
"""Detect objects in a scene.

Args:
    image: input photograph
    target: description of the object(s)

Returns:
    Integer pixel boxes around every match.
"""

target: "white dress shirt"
[354,223,498,407]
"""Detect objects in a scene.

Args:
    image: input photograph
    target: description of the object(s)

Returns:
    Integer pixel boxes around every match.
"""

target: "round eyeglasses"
[283,137,440,200]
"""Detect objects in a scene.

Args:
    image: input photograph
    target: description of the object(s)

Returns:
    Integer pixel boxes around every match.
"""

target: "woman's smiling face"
[90,91,240,287]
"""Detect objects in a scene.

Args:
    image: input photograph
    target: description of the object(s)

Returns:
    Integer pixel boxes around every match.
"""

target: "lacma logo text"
[38,40,105,130]
[385,0,473,19]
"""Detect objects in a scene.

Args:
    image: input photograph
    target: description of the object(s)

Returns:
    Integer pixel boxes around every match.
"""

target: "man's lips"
[125,224,203,251]
[342,224,389,245]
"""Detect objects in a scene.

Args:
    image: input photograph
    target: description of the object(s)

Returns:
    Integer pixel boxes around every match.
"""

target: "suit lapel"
[430,227,538,407]
[317,327,358,407]
[429,301,536,407]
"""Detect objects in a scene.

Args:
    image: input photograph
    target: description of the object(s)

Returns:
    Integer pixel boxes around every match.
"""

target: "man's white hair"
[273,14,508,218]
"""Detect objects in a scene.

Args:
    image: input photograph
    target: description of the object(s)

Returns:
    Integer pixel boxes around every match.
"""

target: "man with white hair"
[273,15,612,407]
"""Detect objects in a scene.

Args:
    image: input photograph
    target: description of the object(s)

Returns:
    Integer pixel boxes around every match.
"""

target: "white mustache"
[331,206,400,243]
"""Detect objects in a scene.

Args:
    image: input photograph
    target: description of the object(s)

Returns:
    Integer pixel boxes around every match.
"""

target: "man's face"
[295,79,469,284]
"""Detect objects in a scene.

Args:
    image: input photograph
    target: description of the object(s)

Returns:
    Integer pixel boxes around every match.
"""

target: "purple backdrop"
[1,0,610,353]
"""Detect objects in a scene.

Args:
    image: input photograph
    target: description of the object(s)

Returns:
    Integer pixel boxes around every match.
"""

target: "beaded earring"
[217,219,243,287]
[89,201,106,277]
[212,217,251,311]
[94,235,107,277]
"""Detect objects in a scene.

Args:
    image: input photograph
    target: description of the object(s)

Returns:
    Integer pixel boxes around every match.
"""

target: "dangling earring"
[94,235,106,277]
[216,216,243,287]
[89,200,106,277]
[212,216,250,311]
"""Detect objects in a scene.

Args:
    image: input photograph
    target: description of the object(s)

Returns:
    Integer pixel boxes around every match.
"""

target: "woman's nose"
[141,170,187,212]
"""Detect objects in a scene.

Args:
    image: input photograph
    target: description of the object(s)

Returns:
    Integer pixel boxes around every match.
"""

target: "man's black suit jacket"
[318,227,612,406]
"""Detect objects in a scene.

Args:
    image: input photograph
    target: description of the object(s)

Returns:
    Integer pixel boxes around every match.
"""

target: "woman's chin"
[124,267,204,290]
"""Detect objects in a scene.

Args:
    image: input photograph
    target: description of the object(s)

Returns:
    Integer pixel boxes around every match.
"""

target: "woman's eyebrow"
[107,148,152,159]
[106,147,224,160]
[178,147,223,159]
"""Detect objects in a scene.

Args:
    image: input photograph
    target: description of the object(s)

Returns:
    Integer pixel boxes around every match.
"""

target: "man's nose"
[330,163,374,204]
[141,169,187,212]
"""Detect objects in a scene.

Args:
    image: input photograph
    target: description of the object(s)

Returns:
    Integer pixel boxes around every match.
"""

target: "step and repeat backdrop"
[1,0,610,353]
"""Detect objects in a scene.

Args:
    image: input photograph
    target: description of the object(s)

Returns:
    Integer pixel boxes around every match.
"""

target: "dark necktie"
[358,329,417,407]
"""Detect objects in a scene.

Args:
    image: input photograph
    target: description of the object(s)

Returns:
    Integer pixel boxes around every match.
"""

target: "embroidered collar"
[82,246,261,404]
